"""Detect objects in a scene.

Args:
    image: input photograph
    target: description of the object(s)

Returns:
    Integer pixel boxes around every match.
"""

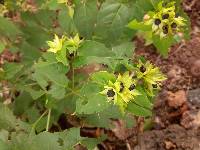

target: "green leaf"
[20,12,52,48]
[73,40,114,68]
[82,137,105,150]
[131,0,154,21]
[94,1,130,44]
[0,103,17,130]
[112,42,135,57]
[85,105,122,128]
[60,127,103,150]
[3,63,23,80]
[74,0,98,39]
[13,92,34,115]
[58,6,76,33]
[91,71,116,85]
[25,88,45,100]
[152,35,174,57]
[76,82,110,114]
[10,132,61,150]
[18,41,41,63]
[60,128,83,149]
[134,87,153,109]
[0,43,5,54]
[76,94,110,114]
[79,40,113,57]
[0,130,9,142]
[43,0,62,10]
[24,107,40,124]
[128,19,151,31]
[56,48,69,66]
[127,102,152,117]
[32,53,69,99]
[0,16,21,38]
[0,139,9,150]
[72,56,110,68]
[31,132,61,150]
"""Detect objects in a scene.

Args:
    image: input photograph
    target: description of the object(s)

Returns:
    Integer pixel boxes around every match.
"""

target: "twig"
[126,140,132,150]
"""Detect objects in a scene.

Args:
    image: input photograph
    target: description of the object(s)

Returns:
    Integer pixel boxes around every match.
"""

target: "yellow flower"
[136,60,166,96]
[136,60,166,83]
[115,72,140,102]
[100,81,117,102]
[0,4,8,17]
[47,34,66,53]
[145,1,186,38]
[100,72,140,110]
[66,34,83,54]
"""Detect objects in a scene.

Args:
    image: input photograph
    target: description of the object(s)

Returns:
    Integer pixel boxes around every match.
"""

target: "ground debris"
[167,90,187,108]
[135,124,200,150]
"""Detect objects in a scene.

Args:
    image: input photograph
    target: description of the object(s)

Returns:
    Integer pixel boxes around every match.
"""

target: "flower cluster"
[100,72,140,111]
[47,34,83,55]
[100,61,166,111]
[135,60,167,96]
[0,4,8,17]
[47,34,66,53]
[145,1,185,38]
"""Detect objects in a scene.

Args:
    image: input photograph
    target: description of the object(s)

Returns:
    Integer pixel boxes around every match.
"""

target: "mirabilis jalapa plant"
[0,0,190,149]
[46,34,166,113]
[128,1,189,56]
[98,60,166,113]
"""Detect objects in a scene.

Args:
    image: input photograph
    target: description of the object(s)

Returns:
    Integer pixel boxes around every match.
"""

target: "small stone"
[167,66,182,79]
[167,90,187,108]
[181,111,200,129]
[191,60,200,77]
[165,140,176,149]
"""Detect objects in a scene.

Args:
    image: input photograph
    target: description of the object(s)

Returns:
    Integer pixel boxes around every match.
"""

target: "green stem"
[30,110,48,135]
[67,88,82,98]
[46,109,51,132]
[72,67,75,88]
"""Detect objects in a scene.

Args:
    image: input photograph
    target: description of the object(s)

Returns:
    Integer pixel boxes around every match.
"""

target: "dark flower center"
[107,89,115,97]
[69,53,75,58]
[171,22,177,28]
[162,2,167,7]
[162,14,169,20]
[162,25,168,34]
[140,65,146,73]
[119,82,125,92]
[129,84,136,91]
[152,84,158,88]
[154,19,161,25]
